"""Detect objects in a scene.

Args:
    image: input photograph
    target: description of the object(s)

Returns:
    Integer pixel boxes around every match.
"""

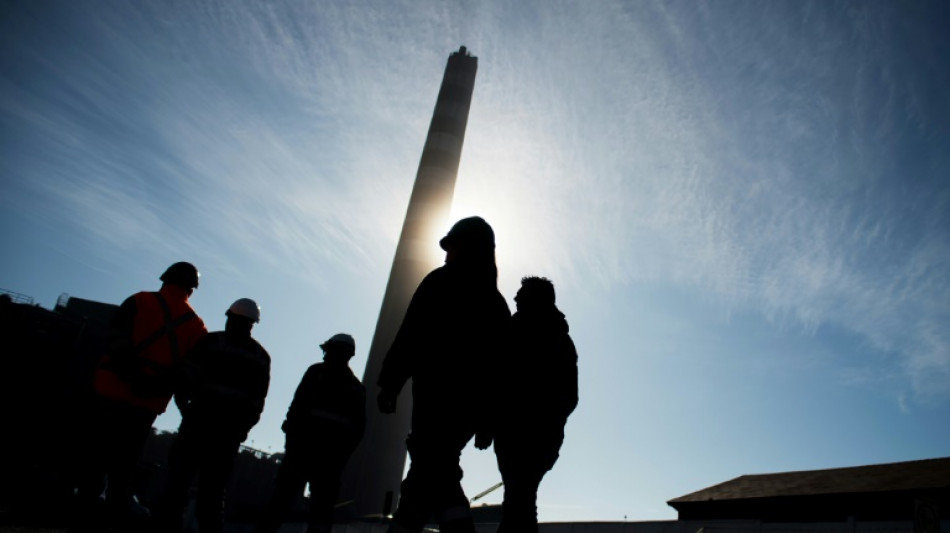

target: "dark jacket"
[378,262,511,431]
[499,306,578,429]
[282,362,366,450]
[177,331,271,440]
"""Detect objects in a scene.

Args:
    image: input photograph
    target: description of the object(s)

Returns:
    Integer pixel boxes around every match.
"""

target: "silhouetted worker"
[490,276,578,533]
[377,216,511,533]
[254,333,365,533]
[156,298,271,533]
[70,261,208,533]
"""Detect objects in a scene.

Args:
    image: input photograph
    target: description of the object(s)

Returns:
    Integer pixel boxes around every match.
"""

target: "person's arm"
[558,334,579,421]
[174,334,210,413]
[377,273,437,412]
[348,382,367,448]
[246,347,271,429]
[178,314,209,357]
[283,365,318,432]
[475,293,512,450]
[107,295,137,359]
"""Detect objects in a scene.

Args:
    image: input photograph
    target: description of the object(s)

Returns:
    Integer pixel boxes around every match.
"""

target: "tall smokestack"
[340,46,478,519]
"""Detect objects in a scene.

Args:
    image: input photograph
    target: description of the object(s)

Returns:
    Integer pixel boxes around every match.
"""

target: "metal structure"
[0,288,35,305]
[339,46,478,519]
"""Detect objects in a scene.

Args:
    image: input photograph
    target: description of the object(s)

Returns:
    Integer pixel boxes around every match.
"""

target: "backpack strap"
[131,292,196,361]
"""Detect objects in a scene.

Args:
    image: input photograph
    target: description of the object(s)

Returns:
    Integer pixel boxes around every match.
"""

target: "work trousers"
[390,426,477,533]
[494,425,564,533]
[255,435,351,533]
[158,415,242,533]
[71,396,157,531]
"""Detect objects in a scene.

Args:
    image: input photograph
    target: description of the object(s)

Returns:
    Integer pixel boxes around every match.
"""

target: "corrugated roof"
[669,456,950,503]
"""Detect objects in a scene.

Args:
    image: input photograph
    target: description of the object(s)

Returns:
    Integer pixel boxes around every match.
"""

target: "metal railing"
[0,287,34,305]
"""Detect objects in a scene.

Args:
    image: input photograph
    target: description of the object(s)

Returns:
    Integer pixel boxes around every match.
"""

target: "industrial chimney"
[340,46,478,519]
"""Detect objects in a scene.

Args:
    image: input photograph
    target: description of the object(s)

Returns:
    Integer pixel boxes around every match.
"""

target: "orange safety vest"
[93,286,207,414]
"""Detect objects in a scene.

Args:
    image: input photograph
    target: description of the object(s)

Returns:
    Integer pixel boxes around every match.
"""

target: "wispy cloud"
[2,0,947,402]
[447,1,950,401]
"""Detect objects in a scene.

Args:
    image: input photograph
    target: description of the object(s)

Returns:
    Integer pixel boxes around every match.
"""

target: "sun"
[445,194,529,297]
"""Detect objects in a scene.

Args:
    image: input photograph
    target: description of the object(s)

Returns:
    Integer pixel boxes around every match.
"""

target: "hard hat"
[439,216,495,251]
[160,262,200,289]
[226,298,261,323]
[321,333,356,356]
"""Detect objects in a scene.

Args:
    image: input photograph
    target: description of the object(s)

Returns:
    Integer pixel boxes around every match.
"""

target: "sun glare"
[448,195,528,298]
[422,213,453,267]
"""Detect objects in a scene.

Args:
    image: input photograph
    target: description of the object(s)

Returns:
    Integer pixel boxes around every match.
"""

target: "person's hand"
[377,388,397,414]
[474,431,493,450]
[174,395,189,415]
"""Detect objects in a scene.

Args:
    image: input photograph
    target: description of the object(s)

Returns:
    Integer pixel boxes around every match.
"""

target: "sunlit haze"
[2,0,949,522]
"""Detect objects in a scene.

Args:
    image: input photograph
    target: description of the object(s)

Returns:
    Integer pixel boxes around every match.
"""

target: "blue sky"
[2,0,949,522]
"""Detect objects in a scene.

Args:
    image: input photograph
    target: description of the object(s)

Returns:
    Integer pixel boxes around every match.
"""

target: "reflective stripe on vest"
[137,292,195,361]
[192,335,266,406]
[94,290,202,413]
[307,409,354,427]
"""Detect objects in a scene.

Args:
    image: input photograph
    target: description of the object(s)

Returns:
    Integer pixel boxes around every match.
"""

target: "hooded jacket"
[499,306,578,428]
[378,262,511,430]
